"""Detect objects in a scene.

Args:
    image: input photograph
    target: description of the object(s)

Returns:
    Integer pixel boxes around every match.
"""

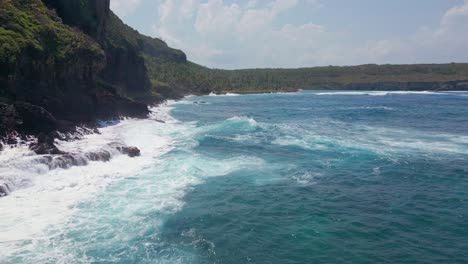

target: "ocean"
[1,91,467,263]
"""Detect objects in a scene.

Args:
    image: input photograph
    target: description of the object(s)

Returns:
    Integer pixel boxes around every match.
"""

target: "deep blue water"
[163,91,468,264]
[2,91,468,263]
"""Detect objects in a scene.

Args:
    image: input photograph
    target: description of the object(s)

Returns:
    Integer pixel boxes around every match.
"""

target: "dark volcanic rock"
[85,150,112,162]
[99,45,153,98]
[0,103,22,134]
[117,146,141,157]
[14,102,58,134]
[42,0,111,40]
[0,102,59,137]
[0,183,11,197]
[456,82,468,90]
[51,154,89,169]
[30,134,65,155]
[94,86,149,119]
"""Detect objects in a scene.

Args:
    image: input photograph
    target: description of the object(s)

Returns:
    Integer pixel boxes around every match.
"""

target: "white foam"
[441,91,468,96]
[208,92,240,96]
[270,119,468,156]
[0,104,268,261]
[342,106,394,111]
[0,108,176,257]
[290,171,319,185]
[315,91,446,96]
[272,136,327,151]
[227,116,258,126]
[197,116,259,136]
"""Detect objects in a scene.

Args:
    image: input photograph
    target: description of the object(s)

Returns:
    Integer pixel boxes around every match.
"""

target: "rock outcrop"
[33,143,141,171]
[42,0,110,40]
[0,102,58,136]
[117,146,141,157]
[0,0,149,139]
[29,133,64,155]
[0,183,11,197]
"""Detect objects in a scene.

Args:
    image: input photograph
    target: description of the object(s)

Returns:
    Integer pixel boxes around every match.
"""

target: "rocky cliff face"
[42,0,188,103]
[0,0,149,137]
[42,0,110,40]
[98,11,187,103]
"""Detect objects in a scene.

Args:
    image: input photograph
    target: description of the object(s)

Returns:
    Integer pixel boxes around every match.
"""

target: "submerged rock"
[50,154,89,169]
[118,146,141,157]
[0,183,11,197]
[30,134,65,155]
[108,142,141,157]
[85,150,112,162]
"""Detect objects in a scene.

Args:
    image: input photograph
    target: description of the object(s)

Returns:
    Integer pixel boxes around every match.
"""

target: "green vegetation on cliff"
[0,0,147,136]
[1,0,468,137]
[0,0,103,77]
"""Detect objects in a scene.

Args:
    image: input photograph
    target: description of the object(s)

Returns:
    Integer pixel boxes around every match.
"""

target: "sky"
[110,0,468,69]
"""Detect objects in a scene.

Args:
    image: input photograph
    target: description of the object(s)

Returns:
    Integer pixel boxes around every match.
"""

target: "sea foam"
[315,91,446,96]
[0,106,176,258]
[0,104,266,262]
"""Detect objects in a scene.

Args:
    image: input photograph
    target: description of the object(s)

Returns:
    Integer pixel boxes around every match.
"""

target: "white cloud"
[362,0,468,64]
[154,0,310,67]
[441,0,468,28]
[271,0,298,14]
[110,0,143,17]
[246,0,257,9]
[194,0,241,35]
[151,0,468,68]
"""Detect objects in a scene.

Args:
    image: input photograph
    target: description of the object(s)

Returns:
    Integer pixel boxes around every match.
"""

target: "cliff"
[1,0,468,140]
[0,0,149,137]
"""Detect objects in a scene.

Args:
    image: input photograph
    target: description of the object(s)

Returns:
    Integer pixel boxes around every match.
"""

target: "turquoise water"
[1,91,468,263]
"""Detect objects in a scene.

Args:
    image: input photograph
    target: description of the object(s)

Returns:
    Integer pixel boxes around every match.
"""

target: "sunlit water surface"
[1,91,467,263]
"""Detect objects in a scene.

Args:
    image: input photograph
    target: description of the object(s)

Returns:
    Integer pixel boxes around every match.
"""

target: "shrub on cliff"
[0,0,104,79]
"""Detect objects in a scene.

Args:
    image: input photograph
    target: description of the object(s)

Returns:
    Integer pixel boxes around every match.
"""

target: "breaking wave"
[315,91,447,96]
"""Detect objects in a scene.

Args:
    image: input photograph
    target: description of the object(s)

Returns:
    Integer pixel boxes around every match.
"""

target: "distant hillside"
[203,64,468,93]
[1,0,468,137]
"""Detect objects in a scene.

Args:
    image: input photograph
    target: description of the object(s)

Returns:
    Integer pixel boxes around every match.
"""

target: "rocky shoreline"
[0,131,142,197]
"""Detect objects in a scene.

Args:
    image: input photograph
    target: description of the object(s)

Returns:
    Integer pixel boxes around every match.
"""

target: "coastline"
[0,103,178,257]
[0,103,177,197]
[1,91,468,263]
[1,88,467,198]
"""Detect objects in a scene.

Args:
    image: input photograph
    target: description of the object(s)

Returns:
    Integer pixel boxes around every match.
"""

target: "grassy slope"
[0,0,153,126]
[0,0,103,75]
[0,0,105,105]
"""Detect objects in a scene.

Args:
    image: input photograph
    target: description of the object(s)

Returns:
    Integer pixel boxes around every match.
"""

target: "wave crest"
[315,91,446,96]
